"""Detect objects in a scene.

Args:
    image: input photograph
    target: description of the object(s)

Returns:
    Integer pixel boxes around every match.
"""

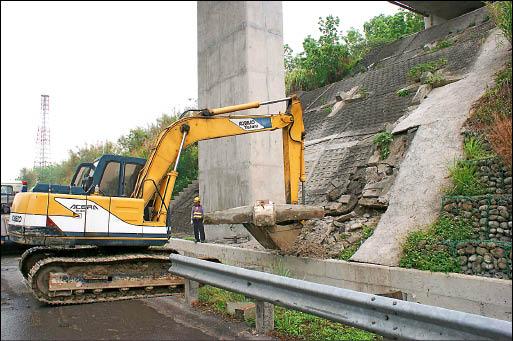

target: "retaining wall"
[166,238,512,321]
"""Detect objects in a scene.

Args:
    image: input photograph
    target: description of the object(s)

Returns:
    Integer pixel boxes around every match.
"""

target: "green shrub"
[463,136,493,160]
[323,105,334,115]
[338,244,359,261]
[396,88,410,97]
[408,58,448,80]
[399,216,473,272]
[487,1,512,42]
[373,131,394,160]
[446,161,485,196]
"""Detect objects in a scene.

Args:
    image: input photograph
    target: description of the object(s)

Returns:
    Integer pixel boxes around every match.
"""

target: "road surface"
[1,249,273,340]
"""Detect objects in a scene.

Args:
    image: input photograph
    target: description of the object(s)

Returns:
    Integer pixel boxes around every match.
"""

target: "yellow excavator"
[8,95,323,304]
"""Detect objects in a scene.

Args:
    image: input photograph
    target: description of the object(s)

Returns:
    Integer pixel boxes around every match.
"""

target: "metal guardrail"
[169,254,512,340]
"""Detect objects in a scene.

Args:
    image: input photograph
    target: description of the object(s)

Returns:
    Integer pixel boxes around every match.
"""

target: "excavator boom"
[133,95,306,224]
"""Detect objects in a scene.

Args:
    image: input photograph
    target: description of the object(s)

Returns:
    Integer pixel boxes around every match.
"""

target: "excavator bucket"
[204,200,324,251]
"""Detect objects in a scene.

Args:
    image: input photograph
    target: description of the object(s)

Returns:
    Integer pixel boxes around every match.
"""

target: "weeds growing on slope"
[447,161,485,196]
[486,1,512,43]
[428,39,453,53]
[373,131,394,160]
[396,88,410,97]
[423,72,446,87]
[446,161,485,196]
[469,64,512,168]
[408,58,448,81]
[470,64,512,126]
[463,136,494,160]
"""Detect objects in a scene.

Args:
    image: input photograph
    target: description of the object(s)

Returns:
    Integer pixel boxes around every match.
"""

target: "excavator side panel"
[9,192,167,247]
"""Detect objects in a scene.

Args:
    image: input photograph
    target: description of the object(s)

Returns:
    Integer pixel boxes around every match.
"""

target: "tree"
[284,10,425,94]
[363,10,424,47]
[286,15,354,93]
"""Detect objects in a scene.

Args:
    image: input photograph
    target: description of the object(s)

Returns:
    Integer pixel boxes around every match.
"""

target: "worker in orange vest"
[191,196,205,243]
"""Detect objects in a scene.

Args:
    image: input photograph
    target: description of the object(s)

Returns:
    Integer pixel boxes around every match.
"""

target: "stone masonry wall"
[443,195,512,242]
[454,241,511,279]
[441,155,512,279]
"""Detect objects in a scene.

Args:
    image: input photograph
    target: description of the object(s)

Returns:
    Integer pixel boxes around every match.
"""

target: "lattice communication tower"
[35,94,51,168]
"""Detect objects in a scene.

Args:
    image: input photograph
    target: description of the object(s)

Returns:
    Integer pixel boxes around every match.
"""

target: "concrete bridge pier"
[197,1,286,241]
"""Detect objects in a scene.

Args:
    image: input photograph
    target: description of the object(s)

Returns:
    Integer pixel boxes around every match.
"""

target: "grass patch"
[373,131,393,160]
[182,236,196,242]
[198,285,249,315]
[198,285,380,340]
[408,58,447,81]
[446,161,485,196]
[396,88,410,97]
[399,216,473,273]
[271,261,292,277]
[274,307,378,340]
[428,39,453,53]
[338,225,375,261]
[463,136,494,160]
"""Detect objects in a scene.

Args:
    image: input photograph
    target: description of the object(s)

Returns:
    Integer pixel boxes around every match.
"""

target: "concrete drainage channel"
[166,238,512,323]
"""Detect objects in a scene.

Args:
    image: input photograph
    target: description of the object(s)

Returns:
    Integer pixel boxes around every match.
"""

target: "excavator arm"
[133,95,306,223]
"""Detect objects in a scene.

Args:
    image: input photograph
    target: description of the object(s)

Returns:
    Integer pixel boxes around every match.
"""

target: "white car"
[1,181,27,214]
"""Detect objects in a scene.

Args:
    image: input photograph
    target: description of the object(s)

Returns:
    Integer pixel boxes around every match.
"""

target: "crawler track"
[25,250,184,305]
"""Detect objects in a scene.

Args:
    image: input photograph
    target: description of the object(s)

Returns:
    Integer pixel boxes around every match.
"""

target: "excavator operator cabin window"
[99,161,120,196]
[123,163,143,197]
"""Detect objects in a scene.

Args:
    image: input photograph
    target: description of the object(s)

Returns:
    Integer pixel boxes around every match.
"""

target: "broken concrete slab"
[227,302,256,320]
[335,211,357,223]
[337,194,352,204]
[358,197,389,209]
[411,84,432,105]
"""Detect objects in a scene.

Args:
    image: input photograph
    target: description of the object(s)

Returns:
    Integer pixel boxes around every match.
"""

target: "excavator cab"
[30,155,146,197]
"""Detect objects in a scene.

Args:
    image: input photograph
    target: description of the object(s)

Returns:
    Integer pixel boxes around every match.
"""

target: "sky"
[1,1,399,181]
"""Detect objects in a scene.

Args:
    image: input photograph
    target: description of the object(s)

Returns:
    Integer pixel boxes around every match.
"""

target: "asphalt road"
[1,248,273,340]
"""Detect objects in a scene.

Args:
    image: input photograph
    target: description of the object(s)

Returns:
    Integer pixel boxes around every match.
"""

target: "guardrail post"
[255,300,274,334]
[185,278,199,305]
[183,251,199,305]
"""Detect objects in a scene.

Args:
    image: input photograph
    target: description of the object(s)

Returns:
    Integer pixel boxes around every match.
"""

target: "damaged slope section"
[351,29,512,266]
